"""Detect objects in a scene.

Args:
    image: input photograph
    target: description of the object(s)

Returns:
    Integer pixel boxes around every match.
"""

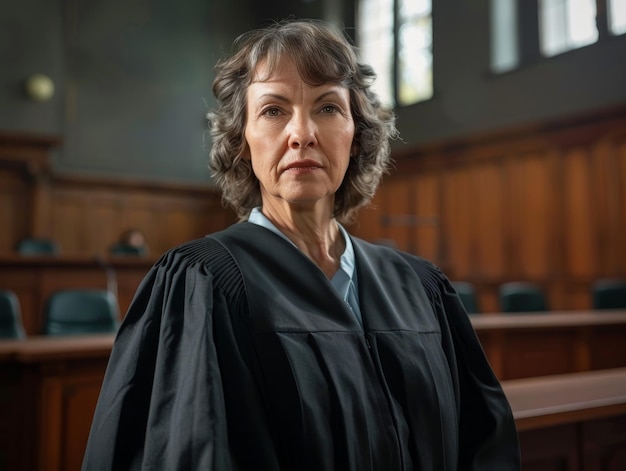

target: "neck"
[261,203,345,278]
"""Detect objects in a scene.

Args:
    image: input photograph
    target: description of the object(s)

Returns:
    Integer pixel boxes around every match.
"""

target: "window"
[357,0,433,107]
[490,0,626,72]
[609,0,626,35]
[491,0,519,73]
[539,0,598,57]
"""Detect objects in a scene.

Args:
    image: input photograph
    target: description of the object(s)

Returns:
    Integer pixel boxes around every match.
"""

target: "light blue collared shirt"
[248,207,362,327]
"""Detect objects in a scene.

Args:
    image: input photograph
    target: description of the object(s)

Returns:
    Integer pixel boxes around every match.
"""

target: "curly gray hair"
[208,19,398,223]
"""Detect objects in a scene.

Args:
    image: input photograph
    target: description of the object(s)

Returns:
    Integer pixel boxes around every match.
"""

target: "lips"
[283,159,322,171]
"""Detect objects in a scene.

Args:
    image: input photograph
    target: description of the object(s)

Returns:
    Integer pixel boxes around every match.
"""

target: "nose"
[287,112,317,149]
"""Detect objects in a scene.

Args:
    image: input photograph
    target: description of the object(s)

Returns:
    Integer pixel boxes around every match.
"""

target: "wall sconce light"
[25,74,55,102]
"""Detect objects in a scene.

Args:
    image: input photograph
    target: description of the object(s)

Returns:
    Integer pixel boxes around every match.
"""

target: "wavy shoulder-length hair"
[208,19,398,223]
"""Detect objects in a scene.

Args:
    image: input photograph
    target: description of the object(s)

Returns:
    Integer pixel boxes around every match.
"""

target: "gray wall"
[1,0,625,183]
[0,0,258,184]
[393,1,626,151]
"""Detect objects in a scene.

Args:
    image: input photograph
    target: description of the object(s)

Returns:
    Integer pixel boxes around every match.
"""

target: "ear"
[351,142,360,158]
[241,141,251,161]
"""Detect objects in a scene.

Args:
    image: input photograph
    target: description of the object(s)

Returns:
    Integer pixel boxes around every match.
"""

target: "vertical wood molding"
[361,105,626,311]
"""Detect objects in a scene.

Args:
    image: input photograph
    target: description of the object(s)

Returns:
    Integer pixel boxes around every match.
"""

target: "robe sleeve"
[400,255,521,470]
[82,246,232,470]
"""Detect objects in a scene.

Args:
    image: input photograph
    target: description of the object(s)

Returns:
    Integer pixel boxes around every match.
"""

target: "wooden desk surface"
[0,252,157,268]
[470,310,626,330]
[0,334,115,363]
[503,368,626,431]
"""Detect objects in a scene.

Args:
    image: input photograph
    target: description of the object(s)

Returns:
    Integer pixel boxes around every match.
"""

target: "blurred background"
[1,2,626,470]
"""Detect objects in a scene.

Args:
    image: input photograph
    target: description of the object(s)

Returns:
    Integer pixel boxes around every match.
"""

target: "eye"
[321,104,339,114]
[261,107,282,117]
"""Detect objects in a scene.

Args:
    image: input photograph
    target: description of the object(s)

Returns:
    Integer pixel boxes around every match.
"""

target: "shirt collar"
[247,207,356,281]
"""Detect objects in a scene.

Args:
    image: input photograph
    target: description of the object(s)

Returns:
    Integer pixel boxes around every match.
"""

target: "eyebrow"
[252,88,349,104]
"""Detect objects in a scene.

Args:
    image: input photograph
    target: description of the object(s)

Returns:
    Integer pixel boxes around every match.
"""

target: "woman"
[82,19,520,470]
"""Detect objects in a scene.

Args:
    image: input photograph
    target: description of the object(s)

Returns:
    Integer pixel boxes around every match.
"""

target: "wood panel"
[562,148,596,279]
[473,160,506,279]
[503,368,626,470]
[518,424,580,471]
[509,151,556,280]
[353,105,626,312]
[0,132,236,257]
[582,415,626,471]
[412,171,440,261]
[472,311,626,380]
[442,165,473,279]
[0,335,111,471]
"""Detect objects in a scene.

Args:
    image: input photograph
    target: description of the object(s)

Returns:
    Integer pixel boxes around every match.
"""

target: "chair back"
[109,243,147,256]
[43,289,119,335]
[592,279,626,309]
[499,282,547,313]
[0,290,26,339]
[451,281,480,314]
[16,237,60,256]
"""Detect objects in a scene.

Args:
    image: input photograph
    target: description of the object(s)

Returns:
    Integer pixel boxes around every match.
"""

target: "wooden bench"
[503,368,626,470]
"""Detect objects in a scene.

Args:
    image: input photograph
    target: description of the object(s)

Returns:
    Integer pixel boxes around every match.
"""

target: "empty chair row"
[15,234,148,256]
[0,289,119,339]
[452,279,626,314]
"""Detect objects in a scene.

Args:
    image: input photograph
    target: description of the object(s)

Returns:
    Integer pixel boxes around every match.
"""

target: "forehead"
[247,57,350,100]
[250,56,298,83]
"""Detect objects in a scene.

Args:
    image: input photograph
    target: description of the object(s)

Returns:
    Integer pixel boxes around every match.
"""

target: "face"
[244,57,355,214]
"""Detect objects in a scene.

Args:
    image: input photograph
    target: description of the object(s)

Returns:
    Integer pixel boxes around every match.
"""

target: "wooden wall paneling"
[38,369,107,471]
[581,414,626,471]
[89,203,121,256]
[472,159,507,280]
[30,173,53,239]
[0,170,30,253]
[616,139,626,276]
[0,364,20,470]
[518,424,580,471]
[442,165,473,281]
[509,151,556,281]
[379,177,413,252]
[160,204,208,251]
[50,190,87,255]
[115,266,151,319]
[351,189,386,243]
[500,329,580,380]
[563,280,595,312]
[588,325,626,370]
[44,180,230,257]
[590,137,618,277]
[562,147,597,279]
[0,133,61,249]
[412,171,440,262]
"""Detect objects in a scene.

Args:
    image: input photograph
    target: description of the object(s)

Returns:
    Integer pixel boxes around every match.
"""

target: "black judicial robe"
[82,222,520,470]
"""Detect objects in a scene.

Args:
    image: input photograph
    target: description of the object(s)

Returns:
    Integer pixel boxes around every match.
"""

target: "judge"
[82,19,520,470]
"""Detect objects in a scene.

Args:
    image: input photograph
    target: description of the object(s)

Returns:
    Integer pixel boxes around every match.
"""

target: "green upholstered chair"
[109,243,147,256]
[592,279,626,310]
[0,290,26,339]
[43,289,119,336]
[16,237,60,256]
[451,281,480,314]
[499,282,547,313]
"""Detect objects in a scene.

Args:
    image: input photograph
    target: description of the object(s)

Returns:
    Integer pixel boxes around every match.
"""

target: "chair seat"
[44,289,119,336]
[16,237,60,256]
[499,282,547,313]
[451,281,480,314]
[0,290,26,339]
[592,279,626,310]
